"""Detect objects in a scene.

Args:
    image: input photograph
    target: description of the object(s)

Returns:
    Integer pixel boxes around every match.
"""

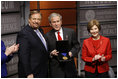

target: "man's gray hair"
[48,13,62,23]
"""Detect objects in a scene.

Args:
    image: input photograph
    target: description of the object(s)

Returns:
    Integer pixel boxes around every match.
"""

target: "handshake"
[92,54,105,62]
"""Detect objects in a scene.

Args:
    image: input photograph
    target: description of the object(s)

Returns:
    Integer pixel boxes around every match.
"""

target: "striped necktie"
[35,29,48,51]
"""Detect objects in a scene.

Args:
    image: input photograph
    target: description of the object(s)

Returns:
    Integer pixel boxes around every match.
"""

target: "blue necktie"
[35,29,48,51]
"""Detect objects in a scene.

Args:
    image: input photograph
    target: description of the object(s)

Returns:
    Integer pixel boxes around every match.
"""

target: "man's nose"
[35,19,39,23]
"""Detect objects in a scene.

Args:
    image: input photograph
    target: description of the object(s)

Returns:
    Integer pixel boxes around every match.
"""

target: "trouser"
[85,69,109,78]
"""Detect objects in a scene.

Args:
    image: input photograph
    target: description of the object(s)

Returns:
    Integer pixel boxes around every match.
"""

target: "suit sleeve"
[104,39,112,61]
[81,40,93,63]
[70,30,81,57]
[17,32,32,76]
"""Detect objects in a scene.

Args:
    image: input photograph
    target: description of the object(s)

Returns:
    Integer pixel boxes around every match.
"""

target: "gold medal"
[63,56,68,60]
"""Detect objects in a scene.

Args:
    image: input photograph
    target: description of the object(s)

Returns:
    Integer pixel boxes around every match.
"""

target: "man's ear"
[60,20,62,25]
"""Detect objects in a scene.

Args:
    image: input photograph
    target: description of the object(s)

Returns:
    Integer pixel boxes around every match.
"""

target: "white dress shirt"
[55,27,64,41]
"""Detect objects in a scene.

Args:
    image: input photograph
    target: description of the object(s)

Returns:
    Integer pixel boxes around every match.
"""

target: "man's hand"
[50,49,59,56]
[69,52,73,57]
[27,74,34,78]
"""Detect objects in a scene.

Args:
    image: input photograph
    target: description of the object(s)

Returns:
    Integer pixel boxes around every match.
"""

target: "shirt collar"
[56,27,63,34]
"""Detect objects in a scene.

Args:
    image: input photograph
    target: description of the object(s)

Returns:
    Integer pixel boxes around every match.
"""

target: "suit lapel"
[26,25,40,41]
[51,29,57,41]
[26,25,47,51]
[63,27,69,40]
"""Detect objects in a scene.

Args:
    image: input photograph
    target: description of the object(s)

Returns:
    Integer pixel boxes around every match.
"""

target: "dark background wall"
[1,1,117,78]
[1,1,23,77]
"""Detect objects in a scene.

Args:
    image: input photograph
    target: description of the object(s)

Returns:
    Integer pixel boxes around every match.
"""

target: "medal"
[63,56,68,60]
[62,53,68,60]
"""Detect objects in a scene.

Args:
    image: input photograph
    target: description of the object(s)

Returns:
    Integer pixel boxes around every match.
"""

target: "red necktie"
[58,32,62,40]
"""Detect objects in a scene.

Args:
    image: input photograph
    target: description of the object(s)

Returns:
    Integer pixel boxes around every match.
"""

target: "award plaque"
[56,40,71,62]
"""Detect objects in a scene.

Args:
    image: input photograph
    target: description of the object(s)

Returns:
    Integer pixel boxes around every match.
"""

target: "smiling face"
[29,13,42,29]
[90,25,100,38]
[50,16,62,31]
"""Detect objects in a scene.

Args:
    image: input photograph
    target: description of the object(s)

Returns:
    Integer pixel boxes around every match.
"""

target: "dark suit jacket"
[82,35,112,73]
[46,27,80,78]
[17,25,49,78]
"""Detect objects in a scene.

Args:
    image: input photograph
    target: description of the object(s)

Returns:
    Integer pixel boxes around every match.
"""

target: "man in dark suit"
[46,13,81,78]
[17,10,49,78]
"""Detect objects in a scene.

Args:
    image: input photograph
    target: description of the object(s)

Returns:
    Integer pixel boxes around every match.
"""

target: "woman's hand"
[92,54,102,61]
[101,54,105,61]
[69,52,73,57]
[5,44,19,56]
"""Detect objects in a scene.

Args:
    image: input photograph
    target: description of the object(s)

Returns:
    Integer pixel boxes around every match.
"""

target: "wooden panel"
[39,1,76,9]
[40,9,76,26]
[30,1,38,10]
[41,25,76,34]
[41,26,53,34]
[74,57,78,69]
[63,25,76,32]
